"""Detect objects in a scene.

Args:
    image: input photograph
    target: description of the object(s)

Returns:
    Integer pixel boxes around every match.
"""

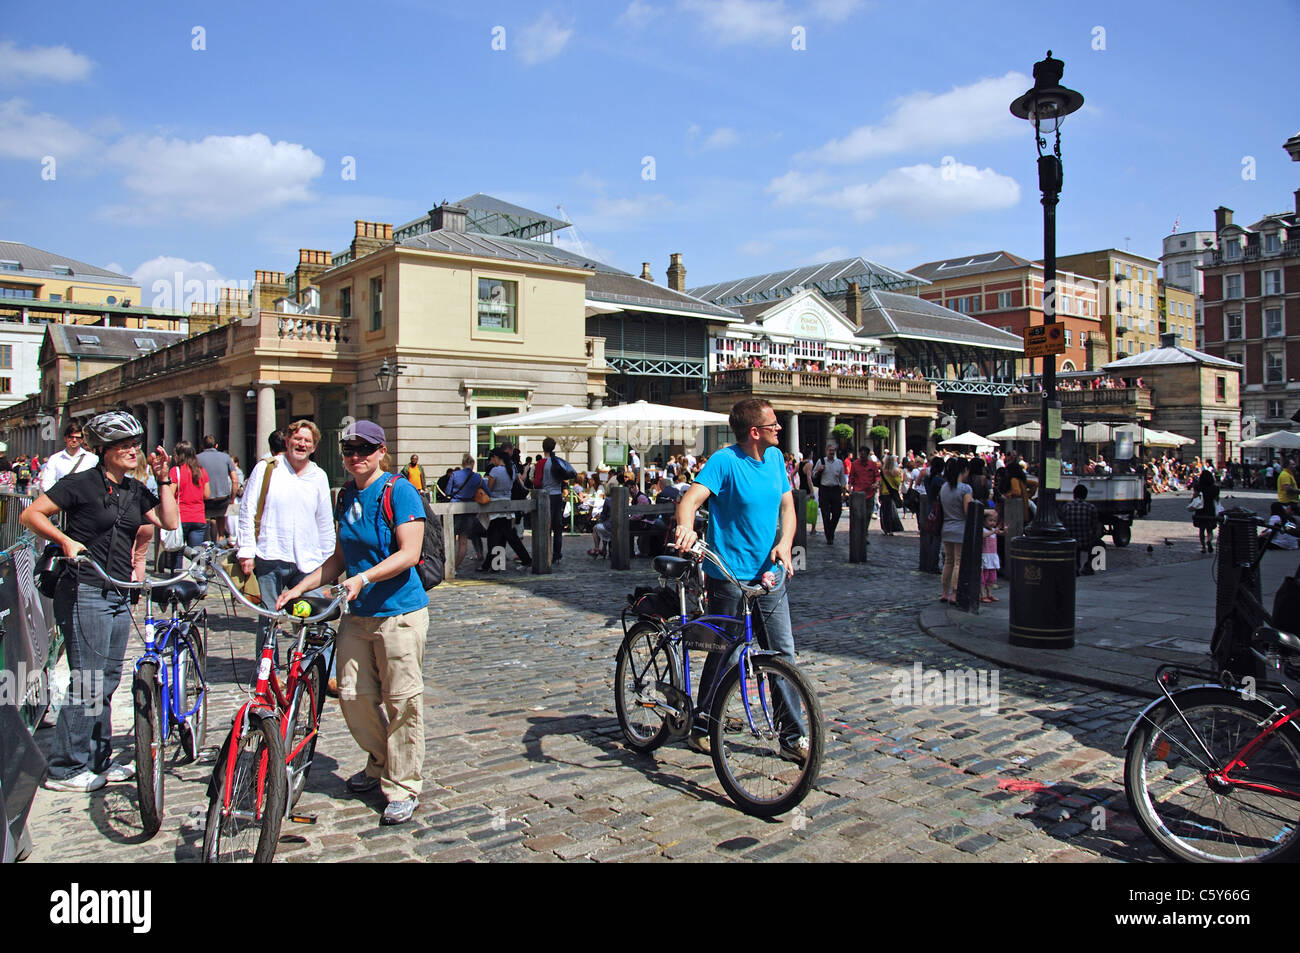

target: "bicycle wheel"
[177,618,207,763]
[1125,686,1300,862]
[614,621,683,753]
[710,654,824,817]
[203,712,287,863]
[285,658,324,810]
[133,662,166,837]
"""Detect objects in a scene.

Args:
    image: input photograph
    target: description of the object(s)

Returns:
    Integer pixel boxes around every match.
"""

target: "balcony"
[708,367,937,410]
[1003,385,1155,423]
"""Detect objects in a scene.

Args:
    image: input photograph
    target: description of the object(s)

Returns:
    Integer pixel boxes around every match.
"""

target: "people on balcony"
[715,356,926,380]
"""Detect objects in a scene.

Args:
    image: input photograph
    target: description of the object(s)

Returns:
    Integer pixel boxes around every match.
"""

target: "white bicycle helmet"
[84,410,144,448]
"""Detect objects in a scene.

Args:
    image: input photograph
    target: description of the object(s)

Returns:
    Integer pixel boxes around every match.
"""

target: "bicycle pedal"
[288,813,318,825]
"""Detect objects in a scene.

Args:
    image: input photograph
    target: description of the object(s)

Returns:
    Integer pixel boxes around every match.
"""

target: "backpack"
[336,475,445,590]
[549,455,576,484]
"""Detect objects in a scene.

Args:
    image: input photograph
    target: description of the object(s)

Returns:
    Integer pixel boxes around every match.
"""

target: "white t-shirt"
[38,448,99,492]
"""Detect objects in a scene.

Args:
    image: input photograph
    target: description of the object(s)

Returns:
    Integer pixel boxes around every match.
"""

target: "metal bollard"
[848,491,868,564]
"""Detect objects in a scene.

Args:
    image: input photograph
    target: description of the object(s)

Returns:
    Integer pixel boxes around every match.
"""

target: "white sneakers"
[42,761,135,792]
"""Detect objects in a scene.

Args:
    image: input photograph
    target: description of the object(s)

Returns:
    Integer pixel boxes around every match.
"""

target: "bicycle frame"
[134,605,206,742]
[1211,705,1300,801]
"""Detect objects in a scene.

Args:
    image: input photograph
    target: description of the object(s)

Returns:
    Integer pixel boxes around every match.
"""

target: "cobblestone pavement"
[27,525,1169,863]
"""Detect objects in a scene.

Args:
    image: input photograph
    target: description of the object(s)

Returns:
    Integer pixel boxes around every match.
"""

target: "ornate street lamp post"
[1007,52,1083,648]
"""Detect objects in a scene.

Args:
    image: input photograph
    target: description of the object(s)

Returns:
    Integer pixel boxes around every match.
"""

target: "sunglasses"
[340,442,381,457]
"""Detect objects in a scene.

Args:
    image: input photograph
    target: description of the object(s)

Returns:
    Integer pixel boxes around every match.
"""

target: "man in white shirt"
[812,443,846,544]
[38,422,99,492]
[237,420,335,662]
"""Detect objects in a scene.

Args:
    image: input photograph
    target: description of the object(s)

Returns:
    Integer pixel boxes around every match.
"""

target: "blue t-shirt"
[696,444,790,583]
[337,474,429,617]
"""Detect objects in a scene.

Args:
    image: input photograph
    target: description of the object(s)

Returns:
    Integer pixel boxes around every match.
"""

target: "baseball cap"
[342,419,386,445]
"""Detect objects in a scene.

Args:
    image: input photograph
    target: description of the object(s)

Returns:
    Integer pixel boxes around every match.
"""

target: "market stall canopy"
[986,420,1078,442]
[1239,430,1300,450]
[938,431,998,452]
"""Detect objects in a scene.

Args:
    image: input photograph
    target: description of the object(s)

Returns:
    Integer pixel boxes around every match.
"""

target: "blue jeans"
[168,522,207,572]
[697,573,806,743]
[253,558,305,666]
[48,580,132,779]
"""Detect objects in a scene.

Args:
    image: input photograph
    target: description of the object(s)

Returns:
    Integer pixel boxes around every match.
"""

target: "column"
[161,398,176,452]
[228,387,246,465]
[203,392,220,443]
[896,415,908,456]
[146,403,159,452]
[786,411,800,456]
[587,397,602,472]
[181,395,196,446]
[255,383,277,460]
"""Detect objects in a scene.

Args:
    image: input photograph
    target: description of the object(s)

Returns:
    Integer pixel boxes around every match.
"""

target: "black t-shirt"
[46,468,160,586]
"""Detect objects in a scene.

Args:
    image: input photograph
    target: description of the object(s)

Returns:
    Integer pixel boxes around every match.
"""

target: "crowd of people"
[716,356,927,380]
[1011,375,1142,394]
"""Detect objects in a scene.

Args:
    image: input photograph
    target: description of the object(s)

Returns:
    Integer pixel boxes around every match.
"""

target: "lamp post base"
[1007,533,1077,648]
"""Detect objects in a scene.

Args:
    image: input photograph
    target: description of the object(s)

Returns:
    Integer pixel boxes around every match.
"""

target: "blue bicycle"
[613,541,824,816]
[75,553,211,837]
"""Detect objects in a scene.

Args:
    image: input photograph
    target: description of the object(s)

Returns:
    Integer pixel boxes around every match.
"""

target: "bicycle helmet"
[83,410,144,448]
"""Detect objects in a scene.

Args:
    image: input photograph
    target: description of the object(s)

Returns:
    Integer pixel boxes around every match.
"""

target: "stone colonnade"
[781,410,928,458]
[115,382,281,466]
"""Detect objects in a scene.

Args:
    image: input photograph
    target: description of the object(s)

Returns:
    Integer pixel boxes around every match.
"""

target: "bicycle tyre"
[614,621,683,753]
[177,617,208,763]
[709,654,824,818]
[1125,686,1300,863]
[285,659,324,810]
[203,712,286,863]
[133,662,166,837]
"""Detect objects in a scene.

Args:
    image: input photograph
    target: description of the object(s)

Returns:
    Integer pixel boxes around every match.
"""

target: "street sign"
[1023,324,1066,358]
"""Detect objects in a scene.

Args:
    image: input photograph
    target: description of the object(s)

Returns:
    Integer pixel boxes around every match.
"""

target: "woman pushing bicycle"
[277,420,427,827]
[20,411,179,793]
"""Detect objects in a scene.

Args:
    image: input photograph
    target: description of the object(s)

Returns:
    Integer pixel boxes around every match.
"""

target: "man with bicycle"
[671,397,808,760]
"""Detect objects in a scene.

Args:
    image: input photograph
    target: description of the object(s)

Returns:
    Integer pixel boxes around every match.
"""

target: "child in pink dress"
[981,508,1001,603]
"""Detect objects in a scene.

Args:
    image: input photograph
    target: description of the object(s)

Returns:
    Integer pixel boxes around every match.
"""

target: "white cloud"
[678,0,790,45]
[764,169,832,205]
[0,41,94,84]
[807,0,864,20]
[103,133,324,222]
[801,245,850,264]
[703,127,739,150]
[859,241,920,263]
[739,239,774,256]
[554,232,620,269]
[517,11,574,65]
[130,256,244,311]
[829,162,1020,221]
[801,72,1029,162]
[0,98,98,159]
[617,1,662,29]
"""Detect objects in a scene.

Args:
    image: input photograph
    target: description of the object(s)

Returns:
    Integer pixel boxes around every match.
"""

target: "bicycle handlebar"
[66,554,197,591]
[182,544,347,625]
[670,539,773,597]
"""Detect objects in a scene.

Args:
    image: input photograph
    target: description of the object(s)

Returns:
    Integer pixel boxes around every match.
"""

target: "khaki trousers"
[336,607,428,801]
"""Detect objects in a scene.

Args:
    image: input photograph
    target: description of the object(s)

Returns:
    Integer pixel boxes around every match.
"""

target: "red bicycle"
[200,549,346,863]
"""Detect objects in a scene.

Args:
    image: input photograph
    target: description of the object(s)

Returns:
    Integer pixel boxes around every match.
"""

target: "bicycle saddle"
[288,595,342,623]
[152,579,206,611]
[653,555,692,580]
[1255,625,1300,656]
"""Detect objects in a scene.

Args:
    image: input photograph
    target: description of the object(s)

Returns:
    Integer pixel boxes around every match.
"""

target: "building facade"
[1200,191,1300,437]
[1161,230,1216,349]
[908,251,1102,377]
[1055,249,1163,361]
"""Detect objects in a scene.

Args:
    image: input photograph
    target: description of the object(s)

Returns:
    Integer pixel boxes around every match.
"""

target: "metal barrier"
[0,491,36,554]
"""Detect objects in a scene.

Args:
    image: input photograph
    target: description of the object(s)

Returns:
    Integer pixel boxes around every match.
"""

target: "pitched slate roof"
[0,241,134,283]
[854,290,1024,352]
[1103,343,1241,371]
[908,251,1034,281]
[688,257,925,306]
[398,230,615,273]
[585,272,740,320]
[42,324,186,361]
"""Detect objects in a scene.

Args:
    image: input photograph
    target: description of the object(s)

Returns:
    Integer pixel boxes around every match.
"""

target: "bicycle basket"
[627,585,679,620]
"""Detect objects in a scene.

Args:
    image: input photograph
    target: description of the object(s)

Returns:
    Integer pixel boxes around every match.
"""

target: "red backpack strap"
[379,473,397,530]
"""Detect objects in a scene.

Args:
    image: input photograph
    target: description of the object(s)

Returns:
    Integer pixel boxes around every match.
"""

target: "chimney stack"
[294,249,333,305]
[845,281,862,328]
[350,220,394,261]
[254,270,287,312]
[1214,206,1233,237]
[667,253,686,292]
[1160,331,1177,349]
[1294,188,1300,219]
[429,204,468,233]
[640,262,654,283]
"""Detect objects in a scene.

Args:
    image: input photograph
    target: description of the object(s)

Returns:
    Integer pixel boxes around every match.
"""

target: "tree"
[831,423,855,448]
[931,426,951,441]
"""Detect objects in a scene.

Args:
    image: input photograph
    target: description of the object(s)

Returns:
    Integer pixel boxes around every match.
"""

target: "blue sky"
[2,0,1297,303]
